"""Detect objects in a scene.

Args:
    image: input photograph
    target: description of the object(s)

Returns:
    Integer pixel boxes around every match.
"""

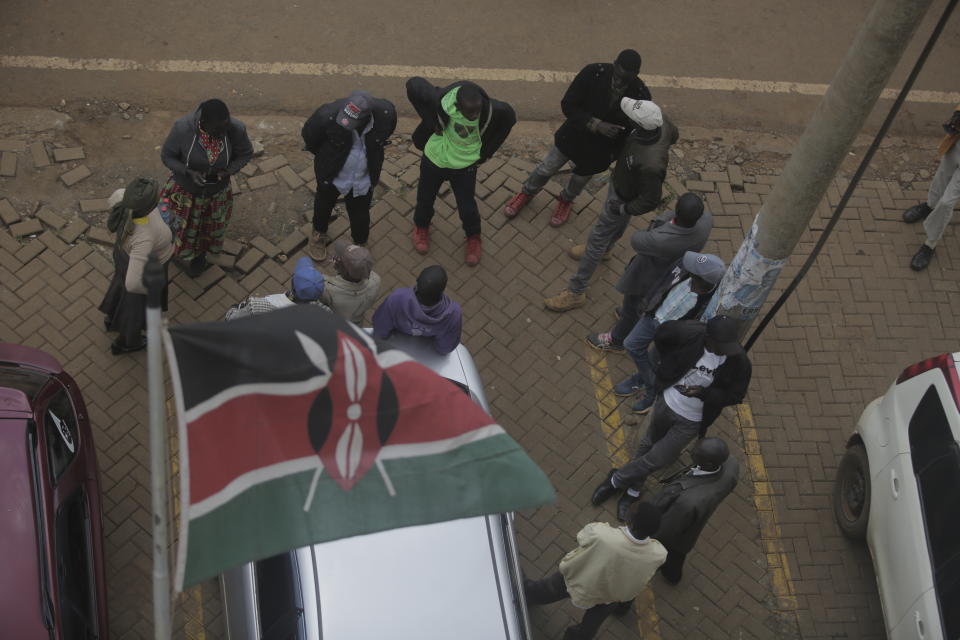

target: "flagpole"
[144,256,172,640]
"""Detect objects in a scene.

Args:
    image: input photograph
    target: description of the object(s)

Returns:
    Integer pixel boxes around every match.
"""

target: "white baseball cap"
[620,98,663,130]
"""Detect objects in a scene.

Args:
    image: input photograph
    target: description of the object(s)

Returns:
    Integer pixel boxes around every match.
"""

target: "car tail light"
[896,353,960,407]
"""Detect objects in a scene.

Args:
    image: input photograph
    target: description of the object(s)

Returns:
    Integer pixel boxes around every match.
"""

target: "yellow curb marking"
[585,347,661,640]
[168,399,207,640]
[734,403,799,616]
[1,55,958,104]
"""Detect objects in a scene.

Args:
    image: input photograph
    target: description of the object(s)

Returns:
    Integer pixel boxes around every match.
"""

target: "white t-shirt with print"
[663,349,727,422]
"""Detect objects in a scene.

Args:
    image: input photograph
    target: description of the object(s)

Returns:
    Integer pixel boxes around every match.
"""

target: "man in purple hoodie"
[372,265,463,355]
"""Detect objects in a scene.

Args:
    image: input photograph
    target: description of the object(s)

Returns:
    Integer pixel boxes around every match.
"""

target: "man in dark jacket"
[591,316,751,518]
[587,193,712,353]
[545,99,678,312]
[301,91,397,260]
[406,78,516,266]
[504,49,651,228]
[648,437,739,583]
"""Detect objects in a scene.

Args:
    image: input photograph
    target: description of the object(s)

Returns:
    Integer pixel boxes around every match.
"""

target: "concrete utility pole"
[708,0,934,327]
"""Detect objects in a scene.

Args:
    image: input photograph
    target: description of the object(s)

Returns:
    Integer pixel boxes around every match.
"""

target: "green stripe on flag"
[181,433,554,587]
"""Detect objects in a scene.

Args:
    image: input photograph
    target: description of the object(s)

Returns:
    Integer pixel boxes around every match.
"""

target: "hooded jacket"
[653,320,752,436]
[371,287,463,355]
[610,118,679,217]
[406,78,516,163]
[554,63,652,176]
[616,208,713,298]
[160,105,254,197]
[301,97,397,188]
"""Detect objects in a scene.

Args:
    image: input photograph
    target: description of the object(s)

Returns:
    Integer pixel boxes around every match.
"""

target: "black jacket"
[301,97,397,188]
[649,457,739,554]
[610,118,679,217]
[554,63,651,175]
[653,320,752,436]
[406,78,516,163]
[160,106,254,197]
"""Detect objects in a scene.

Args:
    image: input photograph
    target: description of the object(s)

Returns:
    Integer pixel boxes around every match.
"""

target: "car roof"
[0,415,48,640]
[0,343,63,375]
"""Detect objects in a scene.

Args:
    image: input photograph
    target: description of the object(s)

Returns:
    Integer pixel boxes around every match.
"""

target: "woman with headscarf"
[99,177,175,355]
[159,98,253,277]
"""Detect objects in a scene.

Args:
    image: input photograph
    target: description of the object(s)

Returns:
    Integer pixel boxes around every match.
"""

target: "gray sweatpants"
[567,185,632,294]
[613,394,700,490]
[522,146,592,202]
[924,143,960,248]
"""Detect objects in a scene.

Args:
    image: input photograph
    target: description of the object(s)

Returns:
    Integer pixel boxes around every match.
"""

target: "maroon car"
[0,343,109,640]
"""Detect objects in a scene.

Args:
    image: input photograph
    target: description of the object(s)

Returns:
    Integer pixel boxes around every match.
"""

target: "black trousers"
[524,571,628,640]
[413,155,481,237]
[312,180,372,245]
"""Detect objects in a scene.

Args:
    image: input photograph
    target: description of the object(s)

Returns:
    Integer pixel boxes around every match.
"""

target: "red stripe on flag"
[187,360,496,505]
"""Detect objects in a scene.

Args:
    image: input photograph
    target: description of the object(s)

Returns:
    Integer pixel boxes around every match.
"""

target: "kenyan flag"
[163,305,554,589]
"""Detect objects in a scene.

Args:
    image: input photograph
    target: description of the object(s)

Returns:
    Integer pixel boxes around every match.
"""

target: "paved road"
[1,0,958,133]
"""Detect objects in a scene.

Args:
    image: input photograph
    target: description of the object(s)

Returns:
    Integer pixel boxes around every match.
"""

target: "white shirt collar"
[620,527,650,544]
[689,465,721,476]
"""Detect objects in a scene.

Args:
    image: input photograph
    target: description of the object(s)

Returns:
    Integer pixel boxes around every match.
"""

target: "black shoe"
[110,336,147,355]
[910,244,935,271]
[617,491,642,522]
[591,469,619,506]
[612,601,633,617]
[186,254,210,278]
[902,203,932,223]
[659,564,682,585]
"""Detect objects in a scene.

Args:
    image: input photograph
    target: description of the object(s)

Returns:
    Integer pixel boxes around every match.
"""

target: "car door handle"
[915,610,925,638]
[890,469,900,499]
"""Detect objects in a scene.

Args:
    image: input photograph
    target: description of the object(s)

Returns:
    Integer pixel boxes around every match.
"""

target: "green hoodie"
[424,87,482,169]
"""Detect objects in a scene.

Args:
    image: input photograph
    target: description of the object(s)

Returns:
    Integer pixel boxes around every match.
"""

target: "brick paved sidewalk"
[2,130,954,639]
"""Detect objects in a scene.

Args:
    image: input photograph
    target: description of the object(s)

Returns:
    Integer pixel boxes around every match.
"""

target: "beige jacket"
[559,522,667,608]
[320,271,382,324]
[124,208,174,294]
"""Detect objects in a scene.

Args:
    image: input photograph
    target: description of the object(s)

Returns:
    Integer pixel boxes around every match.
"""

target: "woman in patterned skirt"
[159,98,253,276]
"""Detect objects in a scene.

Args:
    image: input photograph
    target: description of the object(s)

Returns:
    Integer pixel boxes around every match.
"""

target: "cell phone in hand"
[675,384,689,393]
[203,173,220,184]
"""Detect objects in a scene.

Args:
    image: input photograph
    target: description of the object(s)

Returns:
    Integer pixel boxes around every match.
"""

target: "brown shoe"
[568,244,613,261]
[544,289,587,312]
[308,231,329,261]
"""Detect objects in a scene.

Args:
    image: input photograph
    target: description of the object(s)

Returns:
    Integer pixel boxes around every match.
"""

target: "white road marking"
[2,54,958,104]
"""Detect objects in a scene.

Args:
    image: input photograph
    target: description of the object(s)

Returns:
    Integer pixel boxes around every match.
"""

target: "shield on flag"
[163,305,555,589]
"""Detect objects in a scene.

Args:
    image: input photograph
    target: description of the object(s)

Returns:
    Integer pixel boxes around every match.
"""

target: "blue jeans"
[522,145,592,202]
[567,185,631,294]
[624,314,660,391]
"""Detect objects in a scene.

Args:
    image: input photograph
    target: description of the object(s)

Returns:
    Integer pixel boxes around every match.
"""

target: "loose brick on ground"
[29,142,50,168]
[79,199,112,213]
[298,167,314,182]
[60,219,90,244]
[277,166,304,189]
[10,218,43,238]
[258,155,289,173]
[235,247,265,273]
[60,164,92,187]
[37,207,68,230]
[221,238,243,256]
[685,179,716,192]
[14,239,45,263]
[53,147,85,162]
[250,236,280,258]
[278,229,307,256]
[0,199,20,225]
[240,163,258,177]
[246,172,277,190]
[0,152,17,177]
[206,253,236,270]
[0,139,26,152]
[86,226,115,246]
[194,265,226,290]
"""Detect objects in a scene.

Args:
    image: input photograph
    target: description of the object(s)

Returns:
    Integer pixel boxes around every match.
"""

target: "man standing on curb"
[406,77,516,266]
[301,91,397,261]
[524,502,666,640]
[647,437,739,584]
[591,316,751,520]
[901,105,960,271]
[503,49,651,227]
[544,99,678,312]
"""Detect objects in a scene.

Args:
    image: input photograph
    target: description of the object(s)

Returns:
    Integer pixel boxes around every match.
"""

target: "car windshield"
[0,366,49,402]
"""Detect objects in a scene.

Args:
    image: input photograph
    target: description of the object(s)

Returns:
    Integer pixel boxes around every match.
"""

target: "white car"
[833,352,960,640]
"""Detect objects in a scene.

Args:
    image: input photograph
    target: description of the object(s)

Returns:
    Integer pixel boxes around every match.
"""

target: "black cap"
[615,49,642,74]
[706,315,742,355]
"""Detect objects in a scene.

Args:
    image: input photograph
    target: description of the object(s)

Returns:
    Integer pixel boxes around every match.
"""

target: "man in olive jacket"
[406,77,516,266]
[545,98,678,312]
[591,316,751,519]
[504,49,651,227]
[301,91,397,260]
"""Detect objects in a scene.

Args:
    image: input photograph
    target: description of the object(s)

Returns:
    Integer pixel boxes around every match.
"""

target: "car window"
[44,387,79,483]
[55,488,99,640]
[0,366,48,401]
[255,552,305,640]
[907,386,960,638]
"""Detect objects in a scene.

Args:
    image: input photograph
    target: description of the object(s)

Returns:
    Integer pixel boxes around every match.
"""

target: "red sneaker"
[413,226,430,254]
[465,235,482,266]
[549,197,573,227]
[504,192,532,218]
